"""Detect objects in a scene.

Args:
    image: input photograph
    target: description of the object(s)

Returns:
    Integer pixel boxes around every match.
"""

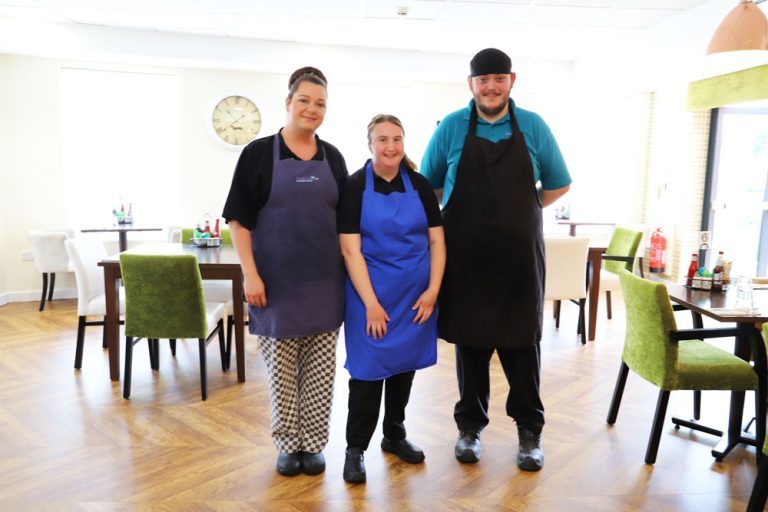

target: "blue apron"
[344,161,437,380]
[249,134,344,338]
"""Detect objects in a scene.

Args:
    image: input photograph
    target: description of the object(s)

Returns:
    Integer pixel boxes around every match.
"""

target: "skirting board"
[0,288,77,307]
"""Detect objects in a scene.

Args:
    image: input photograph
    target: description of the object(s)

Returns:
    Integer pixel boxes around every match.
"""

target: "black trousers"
[346,371,415,450]
[454,343,544,434]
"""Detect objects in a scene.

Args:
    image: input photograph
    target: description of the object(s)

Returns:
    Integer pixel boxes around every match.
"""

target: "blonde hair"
[366,114,417,171]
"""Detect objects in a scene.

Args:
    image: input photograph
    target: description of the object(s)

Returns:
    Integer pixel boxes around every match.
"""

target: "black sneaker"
[381,437,425,464]
[454,430,480,463]
[343,447,366,484]
[276,452,301,476]
[517,428,544,471]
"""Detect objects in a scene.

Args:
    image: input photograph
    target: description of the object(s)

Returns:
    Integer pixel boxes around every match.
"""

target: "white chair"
[599,227,645,320]
[28,229,75,311]
[544,236,590,345]
[65,237,125,369]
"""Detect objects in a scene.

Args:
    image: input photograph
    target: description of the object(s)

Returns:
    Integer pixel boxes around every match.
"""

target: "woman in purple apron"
[337,114,446,484]
[223,67,347,477]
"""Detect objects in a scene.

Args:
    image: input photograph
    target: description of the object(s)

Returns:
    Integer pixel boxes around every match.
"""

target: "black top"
[222,131,348,230]
[337,162,443,234]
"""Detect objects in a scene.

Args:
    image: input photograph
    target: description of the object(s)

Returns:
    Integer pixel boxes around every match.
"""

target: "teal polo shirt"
[420,100,572,207]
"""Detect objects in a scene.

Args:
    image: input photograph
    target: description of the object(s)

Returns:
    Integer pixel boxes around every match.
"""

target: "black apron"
[438,100,544,348]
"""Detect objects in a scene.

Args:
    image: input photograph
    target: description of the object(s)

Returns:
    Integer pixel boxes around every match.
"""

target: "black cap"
[470,48,512,77]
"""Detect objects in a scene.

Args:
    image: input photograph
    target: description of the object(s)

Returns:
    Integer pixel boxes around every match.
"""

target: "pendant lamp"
[706,0,768,54]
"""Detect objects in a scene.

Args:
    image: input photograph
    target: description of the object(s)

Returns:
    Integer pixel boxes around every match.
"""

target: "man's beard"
[476,93,509,118]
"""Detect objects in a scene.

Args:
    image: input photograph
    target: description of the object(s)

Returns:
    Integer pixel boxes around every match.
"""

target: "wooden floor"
[0,298,761,511]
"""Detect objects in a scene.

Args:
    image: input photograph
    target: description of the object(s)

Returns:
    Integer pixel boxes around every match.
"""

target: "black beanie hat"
[470,48,512,77]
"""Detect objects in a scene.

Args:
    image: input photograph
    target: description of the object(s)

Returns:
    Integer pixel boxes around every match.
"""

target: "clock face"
[211,95,261,146]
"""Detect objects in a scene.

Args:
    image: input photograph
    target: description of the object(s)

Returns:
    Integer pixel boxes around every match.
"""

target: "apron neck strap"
[274,130,326,162]
[365,161,414,192]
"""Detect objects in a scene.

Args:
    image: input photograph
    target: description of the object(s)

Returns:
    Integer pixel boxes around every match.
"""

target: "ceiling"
[0,0,724,61]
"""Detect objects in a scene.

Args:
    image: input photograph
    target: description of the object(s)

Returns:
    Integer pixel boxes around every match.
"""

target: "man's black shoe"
[301,451,326,475]
[381,437,425,464]
[343,447,366,484]
[517,428,544,471]
[454,430,480,463]
[276,452,301,476]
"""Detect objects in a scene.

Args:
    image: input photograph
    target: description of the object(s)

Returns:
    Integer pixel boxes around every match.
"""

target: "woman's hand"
[366,302,390,340]
[412,288,438,324]
[244,273,267,308]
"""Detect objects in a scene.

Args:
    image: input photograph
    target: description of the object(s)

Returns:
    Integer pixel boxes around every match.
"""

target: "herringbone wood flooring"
[0,298,760,511]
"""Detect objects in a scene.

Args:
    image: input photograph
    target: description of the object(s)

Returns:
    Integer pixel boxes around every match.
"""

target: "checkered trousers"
[257,329,338,453]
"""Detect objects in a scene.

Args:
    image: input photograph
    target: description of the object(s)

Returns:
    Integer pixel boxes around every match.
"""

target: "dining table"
[82,225,163,253]
[98,242,246,383]
[655,278,768,460]
[558,220,616,237]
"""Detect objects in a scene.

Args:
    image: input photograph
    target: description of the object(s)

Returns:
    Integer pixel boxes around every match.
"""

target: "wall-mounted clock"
[210,95,261,147]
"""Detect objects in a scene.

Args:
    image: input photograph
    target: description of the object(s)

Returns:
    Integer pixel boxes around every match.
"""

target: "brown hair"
[366,114,417,171]
[287,66,327,100]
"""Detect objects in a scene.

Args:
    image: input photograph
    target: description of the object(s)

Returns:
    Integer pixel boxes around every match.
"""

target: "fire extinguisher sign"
[649,228,667,273]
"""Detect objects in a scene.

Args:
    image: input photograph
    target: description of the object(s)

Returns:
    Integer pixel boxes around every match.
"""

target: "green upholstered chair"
[119,253,226,400]
[748,405,768,511]
[600,227,644,320]
[606,270,762,464]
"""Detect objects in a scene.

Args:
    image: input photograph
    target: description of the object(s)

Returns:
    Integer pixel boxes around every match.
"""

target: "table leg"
[587,248,602,341]
[232,273,246,383]
[569,225,577,236]
[104,264,121,381]
[118,232,128,253]
[711,323,759,460]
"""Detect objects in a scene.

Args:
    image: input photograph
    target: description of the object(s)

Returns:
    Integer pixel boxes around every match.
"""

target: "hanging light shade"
[706,0,768,54]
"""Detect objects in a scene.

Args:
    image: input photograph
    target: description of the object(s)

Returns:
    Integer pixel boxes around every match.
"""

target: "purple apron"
[344,161,437,380]
[249,134,344,338]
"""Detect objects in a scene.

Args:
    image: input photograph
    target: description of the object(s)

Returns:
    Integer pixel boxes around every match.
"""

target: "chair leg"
[148,339,160,370]
[39,273,48,311]
[199,338,208,400]
[747,454,768,512]
[226,315,234,371]
[74,316,87,369]
[123,336,134,399]
[218,320,227,372]
[577,298,586,345]
[554,300,561,328]
[607,362,630,424]
[645,390,671,464]
[48,272,56,301]
[606,290,612,320]
[170,339,176,356]
[693,390,701,420]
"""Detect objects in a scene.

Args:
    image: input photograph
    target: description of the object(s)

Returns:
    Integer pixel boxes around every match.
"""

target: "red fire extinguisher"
[649,227,667,274]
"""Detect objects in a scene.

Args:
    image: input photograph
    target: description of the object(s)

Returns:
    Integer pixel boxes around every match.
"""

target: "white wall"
[0,48,650,301]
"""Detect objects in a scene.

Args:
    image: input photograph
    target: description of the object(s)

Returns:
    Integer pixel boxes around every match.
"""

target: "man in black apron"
[420,48,571,471]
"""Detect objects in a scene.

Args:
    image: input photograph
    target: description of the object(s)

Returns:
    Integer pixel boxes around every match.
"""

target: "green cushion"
[604,227,643,275]
[619,270,757,392]
[181,227,232,245]
[120,254,208,339]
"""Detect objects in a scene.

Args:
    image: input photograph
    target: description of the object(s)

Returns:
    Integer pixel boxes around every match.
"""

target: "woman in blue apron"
[337,114,446,484]
[222,67,347,477]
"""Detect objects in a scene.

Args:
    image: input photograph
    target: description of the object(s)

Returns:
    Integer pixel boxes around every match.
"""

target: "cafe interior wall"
[0,19,655,304]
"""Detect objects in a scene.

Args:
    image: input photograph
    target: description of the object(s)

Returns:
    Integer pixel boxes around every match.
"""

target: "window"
[59,68,180,234]
[704,104,768,276]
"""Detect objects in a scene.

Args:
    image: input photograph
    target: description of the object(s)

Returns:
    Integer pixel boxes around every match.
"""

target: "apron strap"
[365,161,415,193]
[273,130,328,162]
[468,99,518,136]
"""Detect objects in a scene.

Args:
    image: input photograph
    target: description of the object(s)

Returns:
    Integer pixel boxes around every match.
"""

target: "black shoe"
[276,452,301,476]
[517,428,544,471]
[381,437,425,464]
[343,447,366,484]
[301,451,326,475]
[455,430,480,463]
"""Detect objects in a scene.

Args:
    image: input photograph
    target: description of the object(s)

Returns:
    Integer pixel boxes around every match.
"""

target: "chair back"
[619,270,679,389]
[119,254,208,339]
[28,229,75,273]
[65,238,108,316]
[180,228,232,245]
[604,227,643,275]
[544,236,589,300]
